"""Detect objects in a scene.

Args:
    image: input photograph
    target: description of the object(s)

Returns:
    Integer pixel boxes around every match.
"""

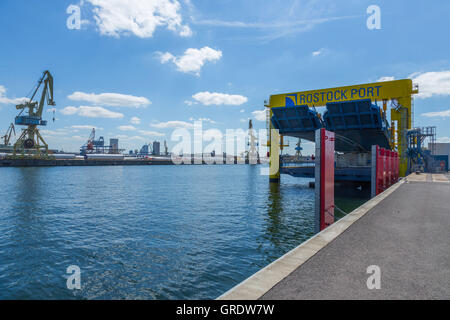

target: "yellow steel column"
[390,120,396,150]
[391,96,412,177]
[269,108,280,183]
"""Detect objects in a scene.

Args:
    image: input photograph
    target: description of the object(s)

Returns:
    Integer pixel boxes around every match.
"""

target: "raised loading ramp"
[271,99,391,152]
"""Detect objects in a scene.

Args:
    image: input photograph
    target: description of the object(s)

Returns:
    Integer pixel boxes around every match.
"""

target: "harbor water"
[0,165,367,299]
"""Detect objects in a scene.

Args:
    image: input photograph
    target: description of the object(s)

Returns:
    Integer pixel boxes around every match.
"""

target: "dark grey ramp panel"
[271,105,323,142]
[324,99,391,151]
[260,181,450,300]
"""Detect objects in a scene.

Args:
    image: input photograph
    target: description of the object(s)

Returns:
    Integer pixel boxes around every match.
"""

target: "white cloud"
[60,106,79,115]
[116,134,146,141]
[193,5,360,42]
[130,116,141,124]
[192,92,247,106]
[71,135,88,141]
[199,118,216,124]
[252,109,266,122]
[40,129,71,136]
[60,106,124,118]
[115,134,130,140]
[188,117,216,124]
[86,0,192,38]
[71,125,101,130]
[421,109,450,118]
[377,76,395,82]
[437,137,450,143]
[159,47,222,76]
[194,16,357,30]
[312,48,324,56]
[78,106,124,118]
[240,109,245,113]
[150,120,193,129]
[118,125,137,131]
[138,130,165,137]
[0,85,28,105]
[184,100,197,106]
[68,91,151,107]
[411,71,450,99]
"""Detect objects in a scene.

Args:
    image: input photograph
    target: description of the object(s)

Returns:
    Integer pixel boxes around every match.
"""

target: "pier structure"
[218,172,450,300]
[266,79,419,182]
[0,155,258,167]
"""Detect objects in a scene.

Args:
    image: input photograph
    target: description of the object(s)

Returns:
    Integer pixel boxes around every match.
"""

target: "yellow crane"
[13,70,55,157]
[1,123,15,146]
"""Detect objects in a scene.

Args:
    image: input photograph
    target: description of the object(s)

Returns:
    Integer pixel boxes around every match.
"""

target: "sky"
[0,0,449,155]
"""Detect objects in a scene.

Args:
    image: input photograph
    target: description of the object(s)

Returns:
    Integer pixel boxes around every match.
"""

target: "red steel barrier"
[387,150,390,187]
[371,145,399,197]
[315,128,335,232]
[390,151,395,186]
[395,152,399,181]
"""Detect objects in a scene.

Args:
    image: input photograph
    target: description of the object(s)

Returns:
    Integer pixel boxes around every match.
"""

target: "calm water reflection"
[0,165,367,299]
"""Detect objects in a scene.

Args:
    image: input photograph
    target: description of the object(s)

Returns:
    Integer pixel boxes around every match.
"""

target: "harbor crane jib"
[1,123,15,146]
[13,70,55,156]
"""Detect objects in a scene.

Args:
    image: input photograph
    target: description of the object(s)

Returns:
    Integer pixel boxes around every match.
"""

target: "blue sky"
[0,0,449,154]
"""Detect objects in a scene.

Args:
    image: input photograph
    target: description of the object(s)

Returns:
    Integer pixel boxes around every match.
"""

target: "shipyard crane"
[295,138,303,160]
[164,140,169,156]
[13,70,55,156]
[80,128,96,155]
[1,123,15,146]
[87,128,95,152]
